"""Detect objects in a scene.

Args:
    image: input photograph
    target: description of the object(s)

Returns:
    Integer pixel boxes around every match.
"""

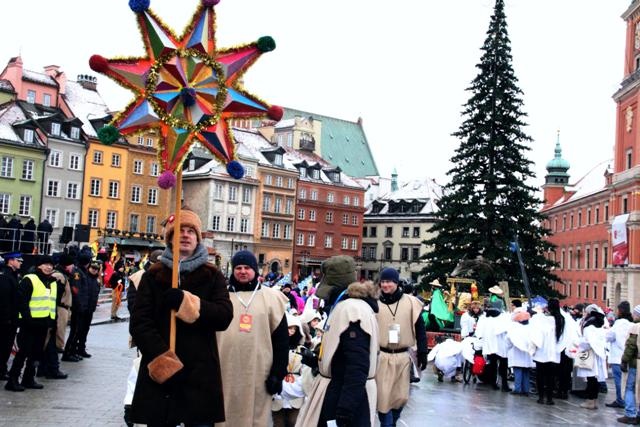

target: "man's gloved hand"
[163,288,184,311]
[418,352,428,370]
[297,346,318,369]
[265,374,282,395]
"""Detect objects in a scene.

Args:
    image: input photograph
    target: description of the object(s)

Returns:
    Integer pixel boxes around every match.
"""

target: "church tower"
[542,132,570,208]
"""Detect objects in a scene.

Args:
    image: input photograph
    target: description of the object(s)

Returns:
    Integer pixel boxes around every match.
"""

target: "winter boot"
[21,364,43,390]
[4,376,25,392]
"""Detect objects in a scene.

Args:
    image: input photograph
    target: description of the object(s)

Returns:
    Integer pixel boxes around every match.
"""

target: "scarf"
[160,244,209,274]
[379,287,403,305]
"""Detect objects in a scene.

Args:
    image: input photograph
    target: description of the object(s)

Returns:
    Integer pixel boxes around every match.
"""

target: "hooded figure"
[295,255,379,427]
[575,304,608,409]
[216,250,289,427]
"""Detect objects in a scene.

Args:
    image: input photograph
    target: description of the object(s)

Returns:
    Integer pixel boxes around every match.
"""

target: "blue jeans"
[378,408,403,427]
[513,367,530,394]
[625,367,638,418]
[613,363,625,405]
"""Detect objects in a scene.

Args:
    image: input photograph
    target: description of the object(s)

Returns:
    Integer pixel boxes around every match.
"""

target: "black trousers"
[0,322,18,375]
[487,354,509,388]
[558,352,573,393]
[536,361,557,400]
[586,376,600,399]
[8,323,48,381]
[76,310,95,353]
[38,328,60,376]
[64,309,86,356]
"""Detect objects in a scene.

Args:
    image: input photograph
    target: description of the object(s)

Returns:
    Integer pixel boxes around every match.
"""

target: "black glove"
[418,352,428,370]
[265,374,282,395]
[163,288,184,311]
[297,346,318,369]
[622,362,629,373]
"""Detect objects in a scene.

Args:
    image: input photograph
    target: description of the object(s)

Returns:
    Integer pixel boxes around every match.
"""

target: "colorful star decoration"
[89,0,283,186]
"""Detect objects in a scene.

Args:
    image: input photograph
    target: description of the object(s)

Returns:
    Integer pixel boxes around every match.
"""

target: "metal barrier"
[0,225,52,255]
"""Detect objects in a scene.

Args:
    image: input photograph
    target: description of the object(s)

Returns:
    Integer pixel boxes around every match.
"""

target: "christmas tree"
[421,0,559,297]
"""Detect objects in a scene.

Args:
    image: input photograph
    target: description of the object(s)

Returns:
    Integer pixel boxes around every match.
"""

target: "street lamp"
[300,250,310,277]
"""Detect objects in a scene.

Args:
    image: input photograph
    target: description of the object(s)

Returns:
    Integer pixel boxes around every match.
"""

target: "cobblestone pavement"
[0,319,626,426]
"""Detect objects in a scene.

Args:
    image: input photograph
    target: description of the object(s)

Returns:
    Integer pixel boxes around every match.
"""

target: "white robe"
[428,339,463,378]
[530,313,562,364]
[607,318,632,365]
[460,312,482,338]
[506,322,534,368]
[475,313,509,357]
[576,325,608,381]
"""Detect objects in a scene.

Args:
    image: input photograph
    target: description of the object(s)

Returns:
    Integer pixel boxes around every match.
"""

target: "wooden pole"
[169,169,183,352]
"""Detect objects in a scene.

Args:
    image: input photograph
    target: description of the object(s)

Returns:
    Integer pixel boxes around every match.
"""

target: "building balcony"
[612,166,640,185]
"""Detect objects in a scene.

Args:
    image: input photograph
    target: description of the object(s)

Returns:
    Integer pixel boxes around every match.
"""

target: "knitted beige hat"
[164,210,202,243]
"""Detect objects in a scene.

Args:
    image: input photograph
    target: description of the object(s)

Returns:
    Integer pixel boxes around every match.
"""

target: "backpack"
[472,354,486,376]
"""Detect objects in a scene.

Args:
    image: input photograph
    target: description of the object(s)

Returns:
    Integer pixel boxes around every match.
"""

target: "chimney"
[77,74,97,91]
[44,65,66,94]
[1,56,23,95]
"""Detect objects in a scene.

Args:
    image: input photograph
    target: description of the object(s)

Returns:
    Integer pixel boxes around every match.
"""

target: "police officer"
[5,255,57,391]
[0,252,22,380]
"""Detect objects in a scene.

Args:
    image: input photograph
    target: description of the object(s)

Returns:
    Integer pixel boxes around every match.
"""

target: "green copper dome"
[546,137,570,173]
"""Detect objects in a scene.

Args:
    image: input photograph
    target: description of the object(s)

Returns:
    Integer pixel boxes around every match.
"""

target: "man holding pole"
[129,209,233,426]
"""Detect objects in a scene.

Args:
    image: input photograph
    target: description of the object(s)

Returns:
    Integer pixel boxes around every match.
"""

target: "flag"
[89,240,99,257]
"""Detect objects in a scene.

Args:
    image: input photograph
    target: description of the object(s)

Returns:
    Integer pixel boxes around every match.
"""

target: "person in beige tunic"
[51,266,71,352]
[216,250,289,427]
[295,255,379,427]
[375,267,427,427]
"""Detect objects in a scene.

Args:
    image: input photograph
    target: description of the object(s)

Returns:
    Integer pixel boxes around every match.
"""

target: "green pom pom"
[98,125,120,145]
[257,36,276,53]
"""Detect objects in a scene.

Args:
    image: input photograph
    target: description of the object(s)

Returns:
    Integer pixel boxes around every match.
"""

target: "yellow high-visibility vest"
[21,274,57,320]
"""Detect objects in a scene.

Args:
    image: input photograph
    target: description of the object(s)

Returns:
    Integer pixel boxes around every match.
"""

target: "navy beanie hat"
[379,267,400,284]
[231,250,259,275]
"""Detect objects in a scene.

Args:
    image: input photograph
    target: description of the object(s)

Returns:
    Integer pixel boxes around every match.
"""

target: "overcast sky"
[0,0,630,187]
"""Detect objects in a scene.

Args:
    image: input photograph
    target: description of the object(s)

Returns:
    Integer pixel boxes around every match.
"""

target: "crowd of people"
[2,207,638,426]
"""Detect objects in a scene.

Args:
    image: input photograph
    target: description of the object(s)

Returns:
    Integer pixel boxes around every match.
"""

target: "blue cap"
[379,267,400,284]
[2,251,22,261]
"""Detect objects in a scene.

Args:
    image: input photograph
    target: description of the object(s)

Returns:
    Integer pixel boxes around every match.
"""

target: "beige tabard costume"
[51,270,71,350]
[295,293,379,427]
[376,294,424,413]
[216,286,287,427]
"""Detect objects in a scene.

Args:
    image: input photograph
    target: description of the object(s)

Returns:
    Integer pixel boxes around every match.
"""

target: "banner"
[612,213,630,266]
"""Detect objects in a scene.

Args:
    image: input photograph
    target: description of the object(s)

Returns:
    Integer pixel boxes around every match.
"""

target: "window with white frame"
[309,209,316,221]
[244,166,253,178]
[261,195,272,211]
[43,93,51,107]
[90,178,101,196]
[44,208,59,227]
[66,182,79,199]
[324,235,333,248]
[240,218,249,233]
[265,175,272,185]
[352,215,358,226]
[296,232,304,246]
[272,223,281,238]
[70,127,80,140]
[342,237,348,249]
[353,197,360,207]
[274,197,282,213]
[106,211,117,229]
[311,190,318,201]
[228,185,238,202]
[287,178,294,189]
[108,181,120,198]
[284,224,291,240]
[93,151,103,164]
[299,188,306,199]
[51,122,61,136]
[69,153,81,170]
[27,90,36,104]
[242,186,251,203]
[133,160,143,174]
[214,184,223,200]
[326,212,333,223]
[64,211,78,227]
[275,176,283,187]
[343,195,350,205]
[47,180,60,197]
[129,214,139,232]
[137,136,144,145]
[226,217,235,232]
[211,215,221,231]
[262,221,269,237]
[131,185,141,203]
[0,157,13,177]
[150,162,159,176]
[327,192,335,203]
[88,209,99,228]
[311,169,320,179]
[146,137,153,147]
[285,199,293,214]
[19,196,31,216]
[21,160,34,180]
[308,233,316,247]
[23,129,34,143]
[0,193,9,214]
[275,153,284,166]
[342,213,349,225]
[351,238,358,250]
[146,216,156,233]
[111,154,121,167]
[148,188,158,205]
[298,208,305,220]
[49,151,62,168]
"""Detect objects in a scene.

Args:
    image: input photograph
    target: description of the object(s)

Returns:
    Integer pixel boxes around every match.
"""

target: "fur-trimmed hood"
[346,281,379,300]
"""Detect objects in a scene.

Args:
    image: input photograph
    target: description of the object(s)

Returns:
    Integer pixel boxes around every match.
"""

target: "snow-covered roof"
[0,79,15,93]
[282,144,363,188]
[0,103,43,148]
[62,80,111,137]
[551,159,611,207]
[274,118,295,129]
[232,128,297,171]
[22,69,57,86]
[365,177,442,215]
